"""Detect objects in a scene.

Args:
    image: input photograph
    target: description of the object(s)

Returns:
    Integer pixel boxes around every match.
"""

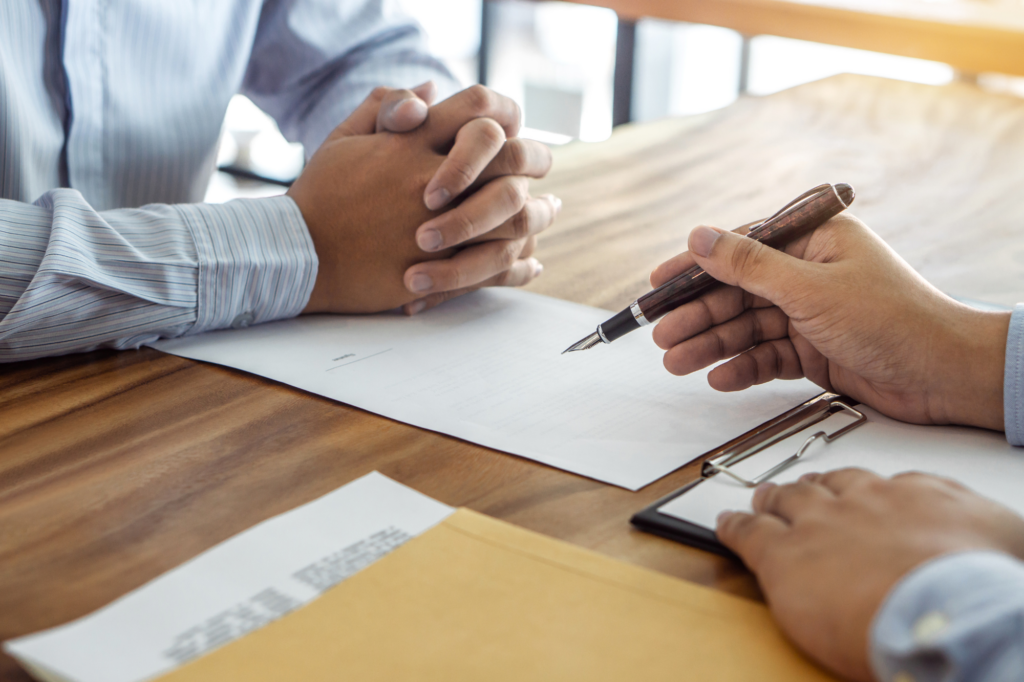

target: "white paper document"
[4,472,454,682]
[660,406,1024,530]
[151,289,820,490]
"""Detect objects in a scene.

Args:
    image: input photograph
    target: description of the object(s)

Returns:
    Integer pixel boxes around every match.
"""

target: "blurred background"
[206,0,1024,202]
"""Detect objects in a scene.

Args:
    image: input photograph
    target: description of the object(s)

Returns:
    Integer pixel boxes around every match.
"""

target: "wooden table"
[567,0,1024,77]
[3,74,1024,681]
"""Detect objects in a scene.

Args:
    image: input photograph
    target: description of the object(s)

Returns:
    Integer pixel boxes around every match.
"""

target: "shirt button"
[231,311,255,329]
[912,610,949,644]
[893,672,916,682]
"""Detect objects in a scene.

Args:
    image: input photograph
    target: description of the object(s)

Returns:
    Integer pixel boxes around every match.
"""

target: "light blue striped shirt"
[0,0,457,361]
[873,550,1024,682]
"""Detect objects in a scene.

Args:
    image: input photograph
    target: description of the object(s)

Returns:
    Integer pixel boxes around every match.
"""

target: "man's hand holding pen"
[652,213,1009,431]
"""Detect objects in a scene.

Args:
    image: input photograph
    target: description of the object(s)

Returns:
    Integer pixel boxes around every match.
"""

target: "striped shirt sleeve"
[1005,304,1024,446]
[242,0,461,157]
[0,189,316,362]
[871,551,1024,682]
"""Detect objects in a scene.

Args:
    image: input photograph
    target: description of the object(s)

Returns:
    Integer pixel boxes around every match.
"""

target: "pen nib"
[562,331,603,354]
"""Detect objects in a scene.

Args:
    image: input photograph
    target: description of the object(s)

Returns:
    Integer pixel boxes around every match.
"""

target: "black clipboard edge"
[630,479,737,560]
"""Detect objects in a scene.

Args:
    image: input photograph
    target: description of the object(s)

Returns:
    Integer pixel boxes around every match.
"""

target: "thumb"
[688,225,812,306]
[375,88,430,133]
[328,87,396,140]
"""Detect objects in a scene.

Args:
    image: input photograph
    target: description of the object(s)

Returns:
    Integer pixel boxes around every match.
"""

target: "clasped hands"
[289,82,558,316]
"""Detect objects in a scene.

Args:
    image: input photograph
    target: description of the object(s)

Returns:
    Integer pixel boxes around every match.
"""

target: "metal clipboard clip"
[700,394,867,488]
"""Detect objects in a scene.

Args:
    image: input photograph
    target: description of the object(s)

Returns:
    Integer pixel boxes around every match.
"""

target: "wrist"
[932,306,1010,431]
[286,186,330,314]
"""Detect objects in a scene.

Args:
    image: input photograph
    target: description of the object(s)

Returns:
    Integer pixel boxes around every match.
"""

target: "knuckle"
[757,341,783,383]
[748,311,766,345]
[537,142,553,173]
[447,158,477,188]
[893,471,940,488]
[508,98,523,132]
[862,476,889,495]
[496,240,520,270]
[504,138,528,172]
[718,513,753,547]
[709,329,727,361]
[443,262,466,291]
[448,212,477,244]
[753,483,780,514]
[715,513,740,542]
[821,469,852,485]
[696,298,715,331]
[501,178,529,213]
[465,84,494,116]
[510,209,531,239]
[729,240,766,277]
[478,118,507,149]
[761,486,782,514]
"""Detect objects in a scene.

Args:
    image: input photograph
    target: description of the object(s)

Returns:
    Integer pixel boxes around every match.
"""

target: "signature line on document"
[326,348,394,372]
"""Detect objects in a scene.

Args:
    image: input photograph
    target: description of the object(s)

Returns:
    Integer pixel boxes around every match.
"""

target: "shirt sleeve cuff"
[870,550,1024,682]
[1006,304,1024,446]
[174,196,317,334]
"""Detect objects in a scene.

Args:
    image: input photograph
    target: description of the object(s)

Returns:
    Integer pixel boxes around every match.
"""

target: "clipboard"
[631,392,867,557]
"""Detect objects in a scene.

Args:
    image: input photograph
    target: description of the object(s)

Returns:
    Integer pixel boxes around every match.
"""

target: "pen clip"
[747,183,833,235]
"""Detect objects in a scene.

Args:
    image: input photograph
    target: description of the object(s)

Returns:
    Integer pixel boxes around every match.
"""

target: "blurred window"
[209,0,1024,202]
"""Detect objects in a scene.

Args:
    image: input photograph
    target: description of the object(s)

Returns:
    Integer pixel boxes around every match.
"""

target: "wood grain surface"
[562,0,1024,77]
[3,74,1024,681]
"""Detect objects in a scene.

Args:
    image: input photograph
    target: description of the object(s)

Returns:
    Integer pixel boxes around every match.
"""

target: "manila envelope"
[159,508,835,681]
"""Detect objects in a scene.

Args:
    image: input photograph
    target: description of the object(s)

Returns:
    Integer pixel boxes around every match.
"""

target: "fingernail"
[716,510,734,527]
[417,228,444,251]
[406,299,426,315]
[384,98,427,130]
[532,260,544,277]
[689,226,721,258]
[545,194,562,215]
[381,99,402,124]
[403,97,428,118]
[425,187,451,211]
[409,273,433,293]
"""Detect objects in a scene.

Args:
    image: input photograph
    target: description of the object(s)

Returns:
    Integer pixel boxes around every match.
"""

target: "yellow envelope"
[159,509,835,681]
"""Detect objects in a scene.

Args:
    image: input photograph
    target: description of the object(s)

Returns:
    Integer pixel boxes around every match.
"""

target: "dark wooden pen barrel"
[636,184,853,322]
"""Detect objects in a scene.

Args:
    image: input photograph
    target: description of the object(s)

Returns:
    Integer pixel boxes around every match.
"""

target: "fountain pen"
[562,182,855,354]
